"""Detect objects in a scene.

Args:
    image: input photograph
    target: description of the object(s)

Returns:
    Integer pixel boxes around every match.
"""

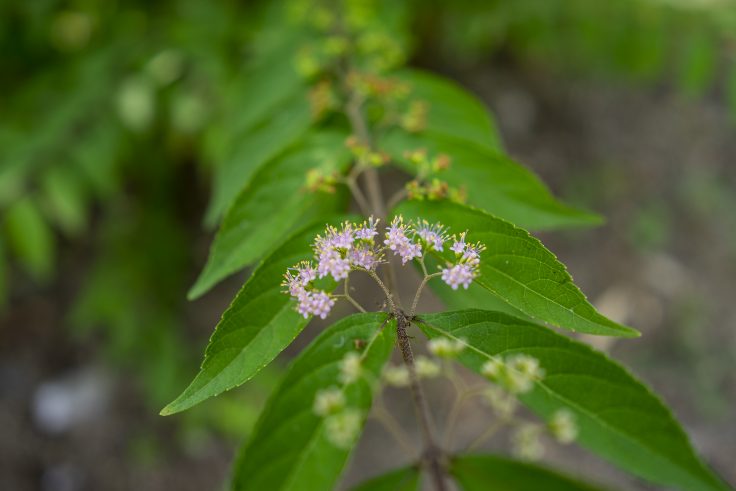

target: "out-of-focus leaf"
[231,312,396,491]
[162,218,350,415]
[205,89,312,225]
[678,29,715,98]
[396,69,501,151]
[452,454,606,491]
[4,196,55,280]
[40,166,87,236]
[395,201,637,337]
[419,310,729,491]
[350,466,421,491]
[189,130,351,299]
[382,130,601,230]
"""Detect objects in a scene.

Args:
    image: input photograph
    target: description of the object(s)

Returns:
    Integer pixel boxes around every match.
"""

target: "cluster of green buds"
[480,354,545,394]
[400,149,465,203]
[400,100,429,133]
[311,350,368,449]
[346,135,390,167]
[305,168,340,193]
[510,408,579,461]
[308,79,340,120]
[382,355,442,387]
[289,0,406,78]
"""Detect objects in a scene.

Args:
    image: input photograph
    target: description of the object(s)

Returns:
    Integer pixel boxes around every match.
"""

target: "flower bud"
[549,409,578,444]
[325,408,362,449]
[415,356,441,378]
[427,337,465,358]
[313,387,346,417]
[339,352,362,385]
[383,365,410,387]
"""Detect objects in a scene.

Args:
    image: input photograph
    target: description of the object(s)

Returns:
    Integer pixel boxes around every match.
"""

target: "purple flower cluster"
[282,215,486,319]
[440,232,485,290]
[283,261,335,319]
[384,216,423,264]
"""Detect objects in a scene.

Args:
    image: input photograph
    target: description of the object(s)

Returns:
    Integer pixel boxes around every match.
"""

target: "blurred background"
[0,0,734,490]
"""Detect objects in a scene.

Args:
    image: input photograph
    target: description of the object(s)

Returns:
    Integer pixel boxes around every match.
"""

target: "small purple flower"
[384,215,423,264]
[450,232,467,255]
[326,222,355,250]
[349,245,379,270]
[355,216,379,241]
[317,248,351,281]
[297,290,336,319]
[441,263,475,290]
[416,220,447,251]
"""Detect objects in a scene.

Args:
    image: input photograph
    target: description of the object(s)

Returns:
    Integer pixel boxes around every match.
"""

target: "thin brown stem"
[386,187,408,212]
[344,177,372,216]
[398,313,448,491]
[409,272,441,318]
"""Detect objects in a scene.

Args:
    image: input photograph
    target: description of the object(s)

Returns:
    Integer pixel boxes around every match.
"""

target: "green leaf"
[350,466,421,491]
[451,454,606,491]
[231,313,397,491]
[189,130,351,299]
[162,218,348,415]
[205,89,313,225]
[4,196,55,281]
[677,30,715,99]
[395,201,637,337]
[382,130,601,230]
[40,166,87,237]
[396,69,501,151]
[419,310,730,491]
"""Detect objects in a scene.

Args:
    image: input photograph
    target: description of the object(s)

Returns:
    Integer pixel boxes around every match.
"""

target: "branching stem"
[410,272,441,318]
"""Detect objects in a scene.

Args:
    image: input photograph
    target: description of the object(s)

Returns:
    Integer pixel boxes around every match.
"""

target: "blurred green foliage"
[1,0,734,466]
[421,0,736,106]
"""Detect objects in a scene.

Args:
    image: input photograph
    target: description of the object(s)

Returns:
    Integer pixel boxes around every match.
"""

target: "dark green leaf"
[231,313,397,491]
[452,454,606,491]
[382,130,601,230]
[396,69,501,151]
[395,201,637,337]
[419,310,729,491]
[162,218,348,415]
[4,196,55,281]
[205,89,312,225]
[350,466,421,491]
[189,130,351,299]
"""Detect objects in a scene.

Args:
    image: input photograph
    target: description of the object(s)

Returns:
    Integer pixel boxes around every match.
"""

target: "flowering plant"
[160,1,731,491]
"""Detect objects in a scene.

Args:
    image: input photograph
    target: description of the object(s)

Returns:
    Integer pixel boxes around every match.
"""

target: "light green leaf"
[205,89,312,225]
[396,69,501,151]
[189,130,351,299]
[452,454,606,491]
[4,196,55,281]
[395,201,637,337]
[231,313,397,491]
[350,466,421,491]
[382,130,601,230]
[162,218,348,415]
[419,310,730,491]
[40,166,87,237]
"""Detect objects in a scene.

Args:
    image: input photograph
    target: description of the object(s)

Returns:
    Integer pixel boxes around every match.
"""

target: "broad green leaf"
[162,218,348,415]
[423,254,533,321]
[395,201,637,337]
[419,310,730,491]
[4,197,55,281]
[451,454,606,491]
[350,466,421,491]
[231,313,397,491]
[189,130,351,299]
[382,130,601,230]
[396,69,501,151]
[205,89,312,225]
